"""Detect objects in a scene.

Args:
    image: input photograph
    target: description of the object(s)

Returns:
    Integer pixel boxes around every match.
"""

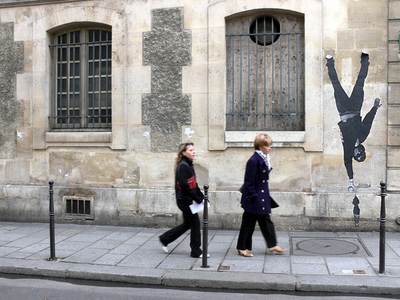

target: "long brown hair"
[176,142,194,170]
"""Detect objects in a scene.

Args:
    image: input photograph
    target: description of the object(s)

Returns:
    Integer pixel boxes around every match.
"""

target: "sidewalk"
[0,222,399,295]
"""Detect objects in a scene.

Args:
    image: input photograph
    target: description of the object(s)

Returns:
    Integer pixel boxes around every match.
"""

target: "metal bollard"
[352,195,360,227]
[379,181,387,274]
[201,185,209,268]
[49,181,56,261]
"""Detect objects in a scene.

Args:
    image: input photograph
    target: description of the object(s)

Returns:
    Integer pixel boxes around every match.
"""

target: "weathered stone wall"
[0,22,23,158]
[142,8,192,152]
[0,0,397,230]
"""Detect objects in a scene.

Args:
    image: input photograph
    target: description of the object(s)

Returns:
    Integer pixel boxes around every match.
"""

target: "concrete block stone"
[337,30,354,50]
[348,0,386,29]
[388,147,400,167]
[388,127,400,145]
[355,29,386,49]
[388,106,400,125]
[388,83,400,104]
[389,64,400,83]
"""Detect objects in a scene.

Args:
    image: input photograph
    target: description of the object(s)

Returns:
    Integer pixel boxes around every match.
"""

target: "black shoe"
[190,251,202,258]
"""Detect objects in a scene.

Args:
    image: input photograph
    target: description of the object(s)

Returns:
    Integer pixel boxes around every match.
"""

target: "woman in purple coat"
[236,133,285,257]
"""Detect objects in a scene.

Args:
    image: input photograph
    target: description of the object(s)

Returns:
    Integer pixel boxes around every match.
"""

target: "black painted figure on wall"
[326,52,381,192]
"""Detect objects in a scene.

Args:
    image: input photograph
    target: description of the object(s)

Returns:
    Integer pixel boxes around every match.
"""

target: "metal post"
[352,195,360,227]
[379,181,386,274]
[201,185,209,268]
[49,180,56,261]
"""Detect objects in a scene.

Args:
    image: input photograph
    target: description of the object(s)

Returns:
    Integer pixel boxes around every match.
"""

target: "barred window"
[50,27,112,130]
[226,13,305,131]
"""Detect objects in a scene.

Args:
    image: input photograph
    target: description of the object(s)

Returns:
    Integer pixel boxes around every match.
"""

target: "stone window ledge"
[45,131,112,147]
[225,131,305,148]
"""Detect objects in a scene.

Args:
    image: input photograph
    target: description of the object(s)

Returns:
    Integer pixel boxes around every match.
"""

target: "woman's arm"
[243,158,259,202]
[178,164,204,204]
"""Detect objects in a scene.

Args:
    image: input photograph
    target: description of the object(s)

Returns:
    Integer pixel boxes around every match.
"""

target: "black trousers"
[327,56,369,115]
[159,207,201,257]
[236,211,277,250]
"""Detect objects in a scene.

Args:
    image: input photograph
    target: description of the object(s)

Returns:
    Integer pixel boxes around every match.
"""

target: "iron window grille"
[49,28,112,130]
[63,196,94,220]
[226,16,305,131]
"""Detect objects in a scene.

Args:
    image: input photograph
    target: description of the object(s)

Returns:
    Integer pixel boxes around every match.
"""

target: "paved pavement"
[0,222,399,296]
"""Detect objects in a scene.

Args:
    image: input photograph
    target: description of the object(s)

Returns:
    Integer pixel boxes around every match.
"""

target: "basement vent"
[63,196,94,220]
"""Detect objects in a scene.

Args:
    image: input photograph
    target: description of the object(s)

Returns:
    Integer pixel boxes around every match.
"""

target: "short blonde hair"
[253,133,272,150]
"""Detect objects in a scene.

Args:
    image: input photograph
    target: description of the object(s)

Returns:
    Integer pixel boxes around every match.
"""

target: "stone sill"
[225,131,305,148]
[45,131,112,147]
[0,0,82,8]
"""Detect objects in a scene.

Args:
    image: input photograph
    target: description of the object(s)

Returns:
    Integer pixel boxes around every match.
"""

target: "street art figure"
[326,52,381,192]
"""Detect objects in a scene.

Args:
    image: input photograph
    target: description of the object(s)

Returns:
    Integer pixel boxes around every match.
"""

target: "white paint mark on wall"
[16,131,24,139]
[184,127,194,138]
[143,131,150,138]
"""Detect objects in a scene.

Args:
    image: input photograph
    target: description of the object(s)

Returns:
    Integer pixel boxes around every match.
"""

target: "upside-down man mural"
[326,52,382,193]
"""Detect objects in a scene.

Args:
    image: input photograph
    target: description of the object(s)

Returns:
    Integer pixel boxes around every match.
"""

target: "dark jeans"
[159,207,202,257]
[236,211,277,250]
[327,56,369,115]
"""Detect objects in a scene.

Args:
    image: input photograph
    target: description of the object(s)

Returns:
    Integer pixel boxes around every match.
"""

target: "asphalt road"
[0,276,397,300]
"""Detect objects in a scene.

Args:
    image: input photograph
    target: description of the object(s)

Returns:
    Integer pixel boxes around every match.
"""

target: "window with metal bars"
[63,196,94,220]
[226,14,305,131]
[49,27,112,130]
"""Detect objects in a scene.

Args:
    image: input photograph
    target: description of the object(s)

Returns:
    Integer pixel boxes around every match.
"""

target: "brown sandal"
[269,245,286,254]
[237,249,253,257]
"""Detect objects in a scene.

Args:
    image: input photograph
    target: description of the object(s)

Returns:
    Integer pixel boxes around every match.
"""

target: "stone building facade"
[0,0,398,230]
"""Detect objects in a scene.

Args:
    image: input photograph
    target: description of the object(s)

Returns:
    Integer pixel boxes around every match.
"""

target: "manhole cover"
[291,237,370,256]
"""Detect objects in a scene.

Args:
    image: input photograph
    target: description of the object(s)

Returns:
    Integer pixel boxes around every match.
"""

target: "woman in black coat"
[236,133,285,257]
[159,143,205,258]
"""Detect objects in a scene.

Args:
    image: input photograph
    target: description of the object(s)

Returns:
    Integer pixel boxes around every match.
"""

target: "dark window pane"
[74,78,80,91]
[101,45,107,59]
[62,48,67,61]
[94,62,99,75]
[75,47,80,60]
[101,30,107,41]
[88,93,93,107]
[66,200,71,213]
[95,46,99,59]
[78,200,84,214]
[107,93,111,106]
[61,63,67,76]
[94,30,100,41]
[107,45,111,58]
[75,31,80,43]
[88,62,93,76]
[101,77,107,91]
[94,78,99,91]
[62,79,67,92]
[72,200,78,213]
[101,61,107,75]
[85,201,91,215]
[89,46,93,60]
[107,77,111,90]
[89,78,93,91]
[74,63,80,76]
[100,93,107,106]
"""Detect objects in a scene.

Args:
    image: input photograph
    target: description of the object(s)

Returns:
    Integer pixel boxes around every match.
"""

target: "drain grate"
[218,265,231,272]
[291,237,371,257]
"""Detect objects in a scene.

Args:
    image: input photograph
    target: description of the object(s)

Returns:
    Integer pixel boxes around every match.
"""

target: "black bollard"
[49,181,56,261]
[201,185,209,268]
[379,181,386,274]
[352,195,360,227]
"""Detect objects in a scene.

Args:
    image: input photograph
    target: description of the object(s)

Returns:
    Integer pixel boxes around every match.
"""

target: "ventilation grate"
[63,196,94,220]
